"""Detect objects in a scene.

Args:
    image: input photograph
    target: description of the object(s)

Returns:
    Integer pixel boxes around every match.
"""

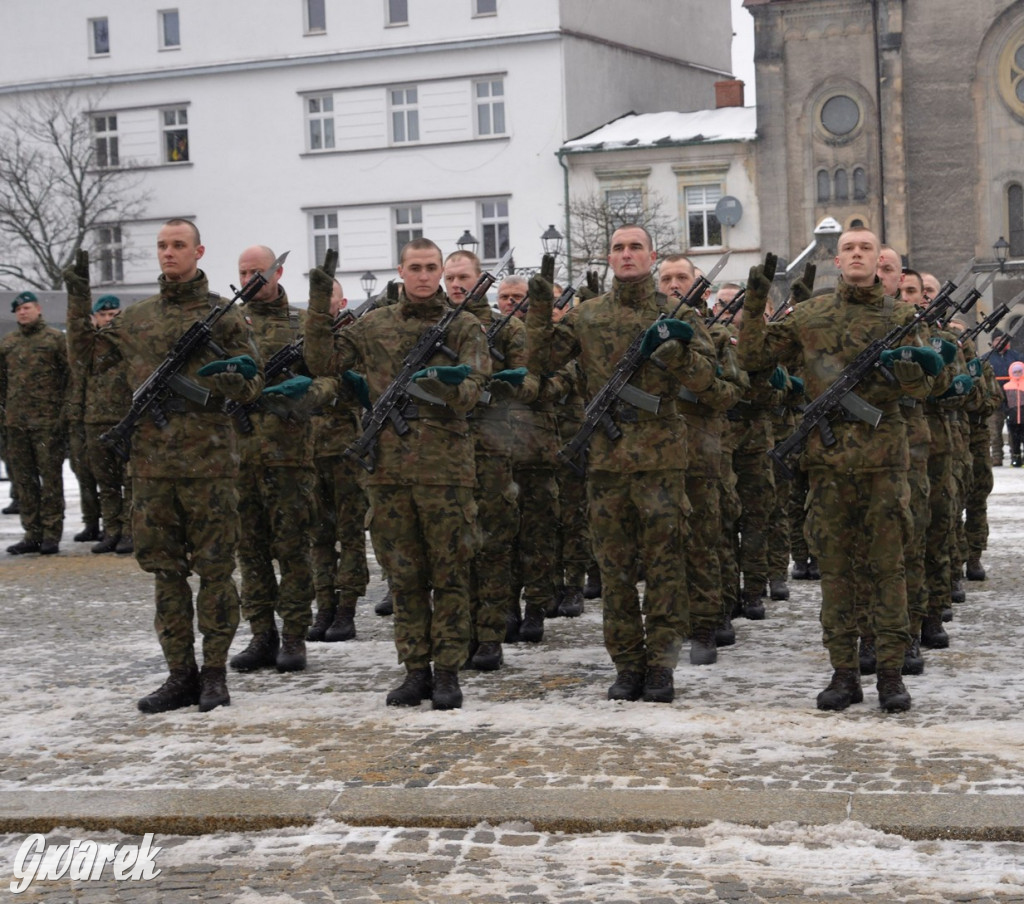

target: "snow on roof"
[562,107,758,153]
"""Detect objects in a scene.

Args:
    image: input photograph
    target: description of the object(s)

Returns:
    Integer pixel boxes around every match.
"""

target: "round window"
[821,95,860,136]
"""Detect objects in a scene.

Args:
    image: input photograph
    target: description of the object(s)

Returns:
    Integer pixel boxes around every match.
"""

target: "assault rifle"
[102,251,288,461]
[557,251,731,475]
[960,303,1011,351]
[945,270,996,325]
[767,258,974,479]
[345,246,514,473]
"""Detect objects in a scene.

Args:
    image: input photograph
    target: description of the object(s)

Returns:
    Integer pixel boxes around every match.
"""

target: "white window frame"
[161,107,190,164]
[92,114,119,169]
[474,78,506,137]
[386,0,408,27]
[394,205,423,264]
[305,0,327,33]
[683,183,723,250]
[89,17,110,56]
[306,94,335,151]
[96,225,124,284]
[311,211,339,264]
[389,87,420,145]
[479,199,510,263]
[604,186,645,235]
[474,0,498,16]
[158,9,180,50]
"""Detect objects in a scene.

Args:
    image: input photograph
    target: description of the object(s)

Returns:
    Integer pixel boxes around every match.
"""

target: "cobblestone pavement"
[0,466,1022,902]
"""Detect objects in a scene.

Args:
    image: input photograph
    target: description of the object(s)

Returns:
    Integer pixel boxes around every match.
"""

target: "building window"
[387,0,408,26]
[605,187,644,234]
[390,87,419,144]
[394,206,423,263]
[820,95,860,137]
[475,78,506,137]
[480,199,510,261]
[834,169,849,201]
[311,212,339,264]
[162,108,189,163]
[89,17,110,56]
[96,226,124,284]
[92,115,119,168]
[159,10,180,49]
[684,184,723,249]
[853,167,868,201]
[816,170,830,203]
[474,0,498,15]
[307,95,335,150]
[1009,184,1024,258]
[305,0,326,33]
[997,28,1024,119]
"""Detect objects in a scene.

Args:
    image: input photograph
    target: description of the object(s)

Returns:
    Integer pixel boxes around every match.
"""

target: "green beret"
[11,291,38,312]
[92,294,121,313]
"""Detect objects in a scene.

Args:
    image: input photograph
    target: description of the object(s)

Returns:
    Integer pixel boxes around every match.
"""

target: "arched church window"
[853,167,868,200]
[1009,183,1024,257]
[834,169,849,201]
[817,170,831,202]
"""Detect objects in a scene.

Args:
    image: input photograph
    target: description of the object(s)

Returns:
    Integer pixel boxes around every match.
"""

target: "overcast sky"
[731,0,756,105]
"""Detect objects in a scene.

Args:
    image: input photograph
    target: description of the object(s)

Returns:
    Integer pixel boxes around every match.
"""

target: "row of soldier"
[0,217,1000,715]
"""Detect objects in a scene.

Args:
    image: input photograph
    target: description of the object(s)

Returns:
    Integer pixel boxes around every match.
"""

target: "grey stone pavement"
[1,464,1023,901]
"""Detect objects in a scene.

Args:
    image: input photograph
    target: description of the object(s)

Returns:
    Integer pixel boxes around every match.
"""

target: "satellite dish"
[715,195,743,227]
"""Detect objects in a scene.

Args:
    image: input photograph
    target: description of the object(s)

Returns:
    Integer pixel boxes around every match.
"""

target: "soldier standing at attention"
[64,219,265,714]
[1,291,69,555]
[737,226,942,713]
[525,224,717,704]
[303,237,490,710]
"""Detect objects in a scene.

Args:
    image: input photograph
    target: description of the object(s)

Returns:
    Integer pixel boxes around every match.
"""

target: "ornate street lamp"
[360,270,377,299]
[456,230,479,256]
[540,224,564,258]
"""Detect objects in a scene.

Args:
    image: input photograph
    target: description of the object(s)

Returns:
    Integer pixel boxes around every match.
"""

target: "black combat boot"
[607,669,645,702]
[198,666,230,712]
[715,615,736,647]
[877,668,912,712]
[807,556,821,580]
[386,667,433,706]
[858,636,876,675]
[902,636,925,676]
[1,499,20,515]
[583,570,602,600]
[432,668,463,710]
[74,521,101,542]
[115,535,134,554]
[950,577,966,604]
[558,586,584,618]
[276,634,307,672]
[790,558,810,580]
[7,539,41,555]
[229,625,280,671]
[519,604,545,643]
[920,614,949,649]
[470,641,503,671]
[768,576,790,601]
[741,589,766,620]
[505,600,522,643]
[39,540,59,555]
[137,666,200,714]
[92,534,120,554]
[374,585,394,616]
[642,666,675,703]
[816,668,864,711]
[306,592,336,642]
[324,599,357,642]
[545,591,562,619]
[965,557,986,581]
[689,627,718,666]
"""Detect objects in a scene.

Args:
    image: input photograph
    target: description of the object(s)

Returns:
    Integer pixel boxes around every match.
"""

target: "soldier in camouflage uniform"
[738,227,942,713]
[64,219,264,714]
[526,225,717,704]
[307,278,370,645]
[66,349,101,544]
[1,291,69,555]
[228,246,338,676]
[304,237,490,710]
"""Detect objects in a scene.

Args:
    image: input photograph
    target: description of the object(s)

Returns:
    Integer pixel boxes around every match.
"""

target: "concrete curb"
[3,789,1022,841]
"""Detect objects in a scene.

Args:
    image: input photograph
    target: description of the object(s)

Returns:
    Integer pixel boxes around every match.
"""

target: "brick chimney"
[714,79,745,108]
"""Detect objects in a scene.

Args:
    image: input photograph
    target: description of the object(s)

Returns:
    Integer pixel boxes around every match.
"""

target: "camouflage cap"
[92,294,121,313]
[11,290,38,312]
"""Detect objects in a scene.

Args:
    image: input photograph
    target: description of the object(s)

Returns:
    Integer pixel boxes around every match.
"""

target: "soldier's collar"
[159,269,210,303]
[612,274,656,308]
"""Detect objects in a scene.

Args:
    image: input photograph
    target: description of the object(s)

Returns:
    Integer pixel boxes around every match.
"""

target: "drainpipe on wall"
[557,148,573,282]
[871,0,887,244]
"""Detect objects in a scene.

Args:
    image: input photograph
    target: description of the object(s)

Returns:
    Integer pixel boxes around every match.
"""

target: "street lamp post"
[540,224,564,259]
[994,236,1010,273]
[456,230,480,257]
[360,270,377,299]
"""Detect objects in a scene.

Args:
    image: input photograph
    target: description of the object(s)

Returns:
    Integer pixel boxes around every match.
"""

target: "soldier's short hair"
[444,249,481,274]
[164,218,201,245]
[659,253,696,275]
[400,237,443,264]
[611,223,653,250]
[499,274,528,291]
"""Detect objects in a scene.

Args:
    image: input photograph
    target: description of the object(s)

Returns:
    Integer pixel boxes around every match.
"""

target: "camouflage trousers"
[5,425,65,543]
[925,450,955,618]
[132,476,241,670]
[511,465,560,614]
[903,451,931,636]
[805,468,911,671]
[949,427,971,573]
[236,464,315,636]
[684,473,726,633]
[718,441,741,618]
[990,409,1007,463]
[86,424,132,538]
[367,483,477,672]
[732,445,775,595]
[555,462,590,589]
[471,453,519,645]
[965,416,993,555]
[311,455,369,605]
[68,420,99,525]
[767,460,792,580]
[587,469,688,671]
[789,467,811,564]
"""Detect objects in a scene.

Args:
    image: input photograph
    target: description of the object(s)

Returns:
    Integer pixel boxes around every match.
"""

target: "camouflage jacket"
[304,287,490,487]
[65,318,133,428]
[527,274,716,473]
[66,271,263,479]
[0,317,69,429]
[738,278,936,473]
